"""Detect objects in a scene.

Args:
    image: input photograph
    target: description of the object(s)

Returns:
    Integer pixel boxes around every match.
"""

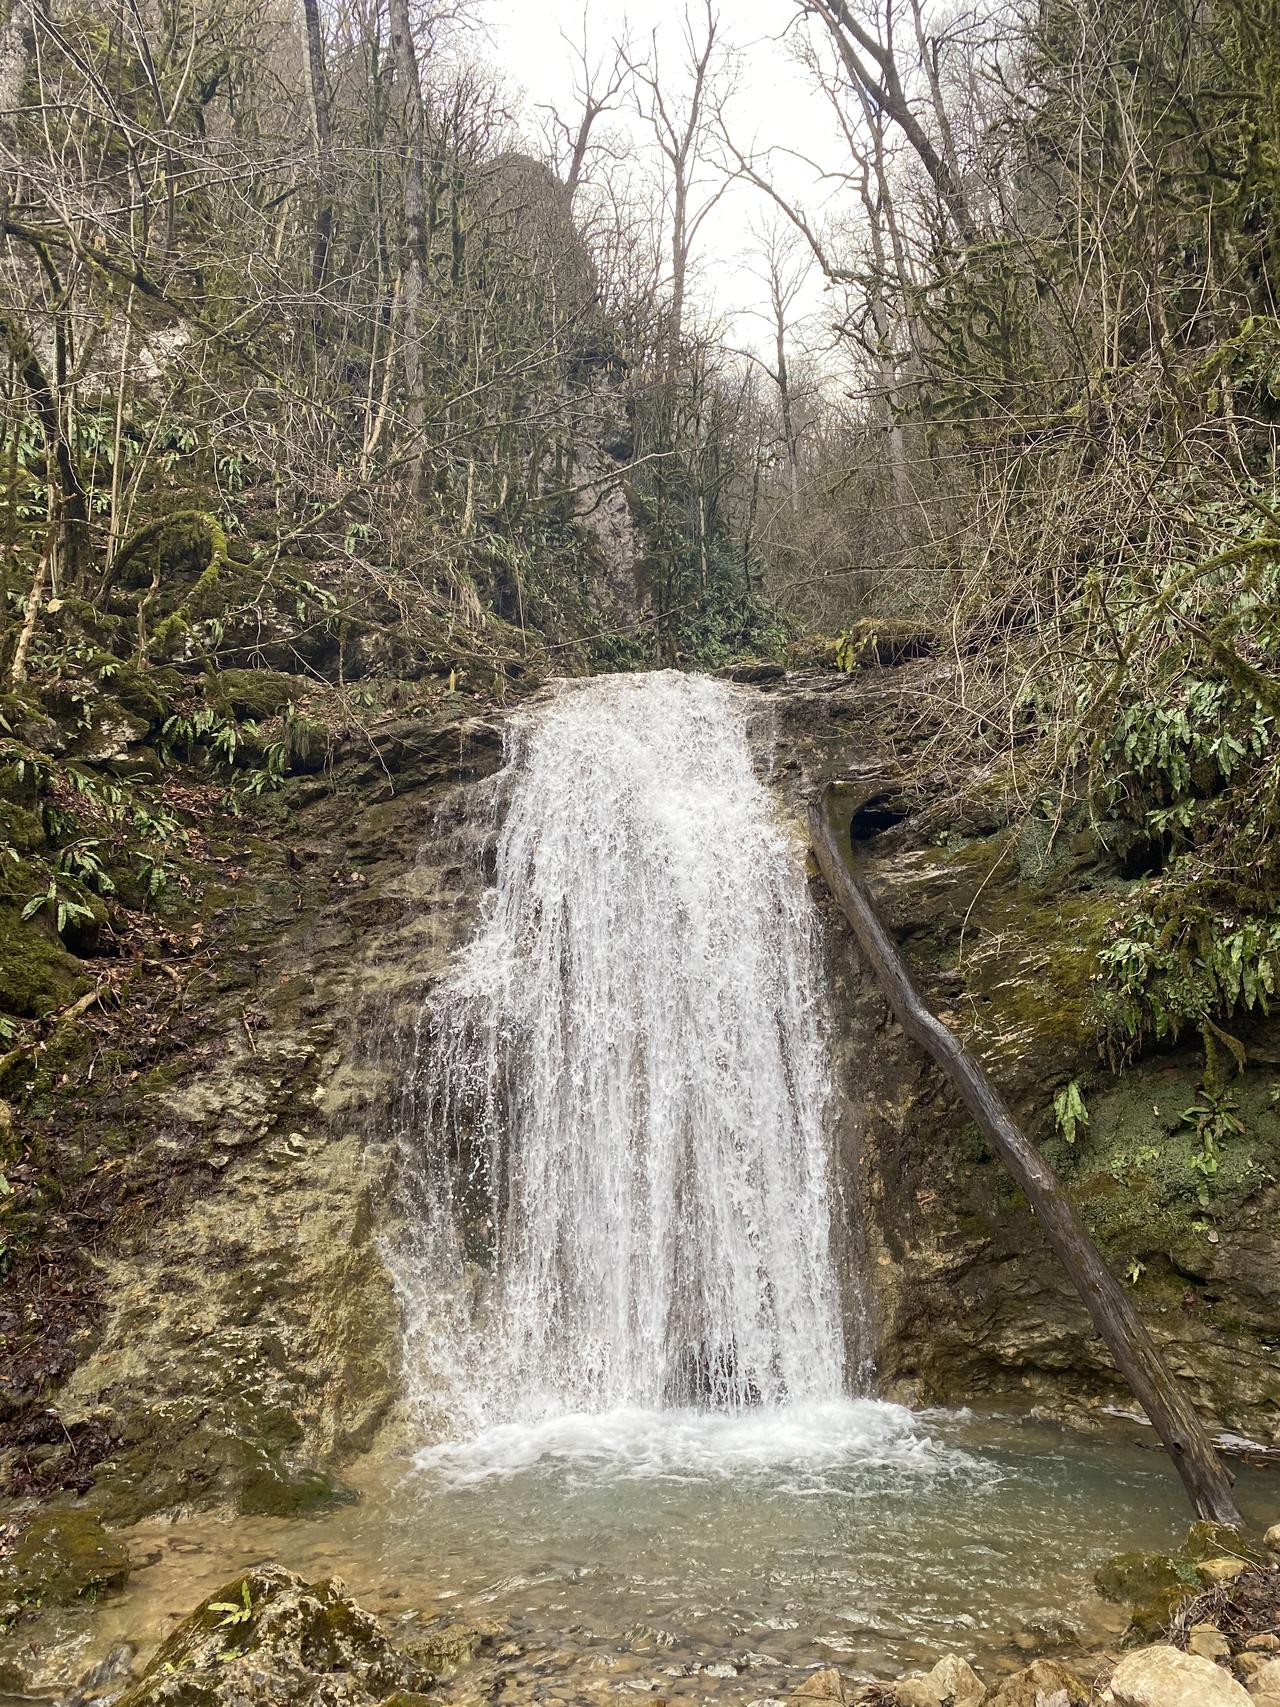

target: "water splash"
[400,670,847,1436]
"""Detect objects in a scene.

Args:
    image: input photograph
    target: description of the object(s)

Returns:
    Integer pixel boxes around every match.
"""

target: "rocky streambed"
[12,1520,1280,1706]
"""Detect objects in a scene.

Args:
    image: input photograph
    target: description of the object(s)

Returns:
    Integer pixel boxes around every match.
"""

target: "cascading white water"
[403,669,848,1438]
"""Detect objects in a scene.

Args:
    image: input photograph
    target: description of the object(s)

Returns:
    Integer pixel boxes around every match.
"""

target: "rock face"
[115,1564,436,1706]
[13,659,1280,1531]
[1105,1645,1251,1706]
[764,664,1280,1443]
[28,711,507,1520]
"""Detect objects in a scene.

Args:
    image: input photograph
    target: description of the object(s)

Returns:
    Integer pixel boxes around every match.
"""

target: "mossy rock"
[89,1397,357,1523]
[73,699,152,764]
[282,713,330,774]
[115,510,228,593]
[0,800,45,855]
[110,663,182,726]
[117,1565,435,1707]
[0,1506,129,1606]
[207,669,304,723]
[0,910,85,1020]
[1184,1520,1265,1564]
[45,596,129,652]
[840,615,935,667]
[785,633,843,670]
[1095,1548,1202,1641]
[0,761,42,807]
[11,708,68,756]
[1052,1060,1280,1261]
[401,1619,493,1675]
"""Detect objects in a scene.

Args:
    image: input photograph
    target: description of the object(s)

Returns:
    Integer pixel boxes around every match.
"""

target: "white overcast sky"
[479,0,858,355]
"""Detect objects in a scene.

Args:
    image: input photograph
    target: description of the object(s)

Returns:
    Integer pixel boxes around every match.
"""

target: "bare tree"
[740,221,812,513]
[796,0,977,242]
[388,0,430,463]
[541,6,630,202]
[628,1,735,366]
[299,0,335,293]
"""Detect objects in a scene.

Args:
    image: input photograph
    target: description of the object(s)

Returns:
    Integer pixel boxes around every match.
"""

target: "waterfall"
[402,670,848,1437]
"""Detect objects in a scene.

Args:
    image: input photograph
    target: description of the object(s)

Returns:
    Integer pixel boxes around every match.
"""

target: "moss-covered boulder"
[116,1565,436,1707]
[1095,1549,1203,1641]
[838,615,935,668]
[111,663,182,727]
[785,633,842,670]
[87,1396,356,1525]
[1185,1521,1264,1565]
[9,708,67,756]
[208,669,305,723]
[0,1506,129,1605]
[0,911,85,1020]
[74,701,152,764]
[0,800,44,855]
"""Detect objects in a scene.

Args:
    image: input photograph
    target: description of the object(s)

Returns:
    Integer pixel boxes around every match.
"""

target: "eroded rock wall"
[29,713,508,1522]
[763,665,1280,1448]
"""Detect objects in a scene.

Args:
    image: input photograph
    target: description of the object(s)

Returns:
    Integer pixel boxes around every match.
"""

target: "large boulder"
[1104,1644,1250,1706]
[1094,1550,1199,1640]
[115,1565,435,1706]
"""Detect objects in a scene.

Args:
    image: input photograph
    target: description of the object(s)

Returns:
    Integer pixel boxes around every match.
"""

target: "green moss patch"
[207,669,305,723]
[0,1507,129,1606]
[1048,1059,1280,1261]
[0,909,85,1020]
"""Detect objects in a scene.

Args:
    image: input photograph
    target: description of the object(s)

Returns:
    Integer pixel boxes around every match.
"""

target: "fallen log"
[809,789,1242,1527]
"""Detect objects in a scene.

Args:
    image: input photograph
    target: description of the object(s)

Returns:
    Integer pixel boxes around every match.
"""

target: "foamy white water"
[401,671,849,1449]
[413,1398,984,1491]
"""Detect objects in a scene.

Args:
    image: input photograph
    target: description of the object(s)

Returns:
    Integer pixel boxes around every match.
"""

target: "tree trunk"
[299,0,334,295]
[808,790,1242,1527]
[387,0,427,470]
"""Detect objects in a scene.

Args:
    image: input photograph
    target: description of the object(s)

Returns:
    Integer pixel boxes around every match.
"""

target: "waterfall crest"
[405,670,846,1432]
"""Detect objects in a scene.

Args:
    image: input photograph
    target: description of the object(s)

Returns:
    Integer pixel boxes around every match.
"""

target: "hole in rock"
[849,790,911,842]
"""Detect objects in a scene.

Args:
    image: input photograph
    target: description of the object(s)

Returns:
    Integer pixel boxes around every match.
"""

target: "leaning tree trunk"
[808,791,1242,1527]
